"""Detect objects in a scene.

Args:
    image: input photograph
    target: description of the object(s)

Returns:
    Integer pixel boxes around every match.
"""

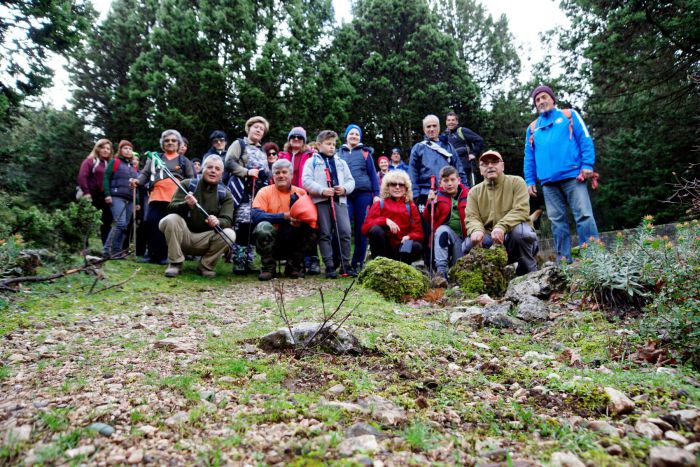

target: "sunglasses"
[212,138,226,143]
[389,182,406,188]
[268,151,277,155]
[289,135,305,141]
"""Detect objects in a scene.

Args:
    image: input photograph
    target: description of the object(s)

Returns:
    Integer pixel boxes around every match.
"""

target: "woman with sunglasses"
[361,170,423,264]
[263,142,280,183]
[129,129,194,264]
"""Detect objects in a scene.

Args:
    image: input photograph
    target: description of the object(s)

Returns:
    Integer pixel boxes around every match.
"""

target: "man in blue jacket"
[524,85,599,262]
[409,114,467,213]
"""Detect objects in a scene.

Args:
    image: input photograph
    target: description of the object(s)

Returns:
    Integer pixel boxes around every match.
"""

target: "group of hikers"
[76,85,600,285]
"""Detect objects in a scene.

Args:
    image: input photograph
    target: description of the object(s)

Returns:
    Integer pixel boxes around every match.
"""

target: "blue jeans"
[542,178,599,262]
[104,196,133,257]
[347,191,374,268]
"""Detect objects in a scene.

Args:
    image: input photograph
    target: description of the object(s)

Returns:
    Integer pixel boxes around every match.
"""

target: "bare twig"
[89,268,141,295]
[302,280,356,351]
[0,256,109,290]
[273,281,296,346]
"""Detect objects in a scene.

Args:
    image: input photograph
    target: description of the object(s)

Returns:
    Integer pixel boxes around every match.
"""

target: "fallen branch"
[302,279,357,352]
[89,268,141,295]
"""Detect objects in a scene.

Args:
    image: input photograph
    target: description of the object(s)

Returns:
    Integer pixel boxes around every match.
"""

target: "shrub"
[359,257,429,302]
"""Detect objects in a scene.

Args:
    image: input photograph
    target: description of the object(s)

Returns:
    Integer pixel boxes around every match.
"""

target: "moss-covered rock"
[449,246,507,297]
[358,257,428,302]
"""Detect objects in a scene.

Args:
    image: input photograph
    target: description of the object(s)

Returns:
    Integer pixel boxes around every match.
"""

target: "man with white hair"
[409,114,467,213]
[159,155,235,278]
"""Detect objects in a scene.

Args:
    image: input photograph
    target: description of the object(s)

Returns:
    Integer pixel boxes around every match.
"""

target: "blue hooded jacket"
[524,107,595,186]
[408,135,467,199]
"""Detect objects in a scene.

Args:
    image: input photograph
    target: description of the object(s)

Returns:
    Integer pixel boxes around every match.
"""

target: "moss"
[449,246,507,297]
[358,257,429,302]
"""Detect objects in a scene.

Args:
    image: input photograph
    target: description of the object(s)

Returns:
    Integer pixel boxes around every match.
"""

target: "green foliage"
[0,106,94,208]
[449,246,507,296]
[556,0,700,229]
[359,257,429,302]
[0,1,94,123]
[401,419,437,451]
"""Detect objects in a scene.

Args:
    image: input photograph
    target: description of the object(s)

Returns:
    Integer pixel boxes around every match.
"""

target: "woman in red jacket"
[76,138,113,245]
[361,170,424,264]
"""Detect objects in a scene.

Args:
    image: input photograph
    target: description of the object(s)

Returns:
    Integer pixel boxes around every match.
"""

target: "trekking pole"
[324,168,347,277]
[245,175,258,267]
[131,152,139,259]
[145,152,236,249]
[470,159,477,187]
[429,175,436,279]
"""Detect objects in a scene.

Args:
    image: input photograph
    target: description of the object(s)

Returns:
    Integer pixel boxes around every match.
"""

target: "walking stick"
[131,152,139,259]
[245,175,258,268]
[145,152,235,249]
[470,159,477,187]
[429,175,436,279]
[324,168,347,277]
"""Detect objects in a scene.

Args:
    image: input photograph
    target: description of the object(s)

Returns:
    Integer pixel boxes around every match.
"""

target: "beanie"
[117,140,133,155]
[287,127,307,142]
[343,124,362,141]
[377,156,389,164]
[531,85,556,105]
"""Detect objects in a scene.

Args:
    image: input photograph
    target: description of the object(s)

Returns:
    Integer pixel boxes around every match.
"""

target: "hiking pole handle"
[324,168,337,219]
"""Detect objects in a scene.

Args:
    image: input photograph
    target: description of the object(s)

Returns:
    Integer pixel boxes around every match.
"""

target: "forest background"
[0,0,698,232]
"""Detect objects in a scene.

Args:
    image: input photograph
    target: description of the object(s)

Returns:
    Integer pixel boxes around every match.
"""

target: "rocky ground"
[0,260,698,466]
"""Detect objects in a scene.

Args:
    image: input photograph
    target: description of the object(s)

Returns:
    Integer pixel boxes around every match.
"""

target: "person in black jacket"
[443,111,484,187]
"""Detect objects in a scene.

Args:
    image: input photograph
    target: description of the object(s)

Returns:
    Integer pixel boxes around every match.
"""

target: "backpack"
[529,109,573,149]
[187,178,229,209]
[223,138,247,185]
[379,198,412,224]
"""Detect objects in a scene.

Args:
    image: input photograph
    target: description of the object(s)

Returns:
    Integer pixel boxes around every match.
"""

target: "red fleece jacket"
[362,197,424,249]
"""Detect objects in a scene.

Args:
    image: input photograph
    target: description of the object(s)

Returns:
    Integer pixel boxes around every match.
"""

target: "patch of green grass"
[402,419,438,451]
[38,407,71,432]
[0,365,10,380]
[59,376,88,395]
[159,374,200,401]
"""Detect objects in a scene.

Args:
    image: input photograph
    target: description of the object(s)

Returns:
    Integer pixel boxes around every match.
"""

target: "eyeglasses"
[289,135,304,141]
[212,138,226,143]
[480,160,502,166]
[389,182,406,188]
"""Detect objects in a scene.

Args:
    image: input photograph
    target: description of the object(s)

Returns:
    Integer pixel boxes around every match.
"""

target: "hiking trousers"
[159,214,235,271]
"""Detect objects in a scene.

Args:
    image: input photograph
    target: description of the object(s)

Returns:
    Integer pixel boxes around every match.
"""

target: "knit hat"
[377,156,389,164]
[531,85,556,105]
[479,150,503,163]
[344,124,362,141]
[209,130,227,141]
[287,127,307,142]
[117,140,133,155]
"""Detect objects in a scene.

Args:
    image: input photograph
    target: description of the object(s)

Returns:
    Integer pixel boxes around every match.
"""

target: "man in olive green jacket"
[159,155,235,278]
[464,150,538,275]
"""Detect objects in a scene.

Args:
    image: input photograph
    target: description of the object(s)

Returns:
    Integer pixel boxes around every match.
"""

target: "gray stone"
[65,445,95,459]
[550,451,585,467]
[586,420,619,436]
[345,422,380,438]
[4,425,31,444]
[32,400,49,409]
[127,448,144,464]
[664,431,689,444]
[165,411,188,426]
[337,435,379,457]
[670,409,699,431]
[88,422,115,437]
[604,387,635,415]
[320,400,367,413]
[648,417,674,432]
[684,442,700,454]
[635,419,663,440]
[258,322,364,355]
[326,384,346,396]
[357,395,407,426]
[648,446,695,467]
[515,295,550,321]
[505,265,568,302]
[199,391,216,402]
[449,307,484,328]
[606,445,623,456]
[154,338,196,354]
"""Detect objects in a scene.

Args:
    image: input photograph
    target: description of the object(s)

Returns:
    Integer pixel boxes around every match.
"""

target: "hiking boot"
[258,270,273,281]
[285,263,304,279]
[344,266,358,278]
[164,263,182,278]
[325,268,338,279]
[307,257,321,275]
[197,265,216,278]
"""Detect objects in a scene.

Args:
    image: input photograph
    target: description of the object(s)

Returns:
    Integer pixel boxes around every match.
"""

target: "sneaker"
[164,263,182,278]
[325,269,338,279]
[258,270,273,281]
[344,267,358,278]
[197,265,216,278]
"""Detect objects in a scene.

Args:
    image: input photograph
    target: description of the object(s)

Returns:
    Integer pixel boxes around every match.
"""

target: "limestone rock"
[450,307,484,328]
[586,420,619,436]
[515,295,550,321]
[635,419,663,440]
[482,301,526,329]
[357,395,407,426]
[154,338,195,354]
[604,387,635,415]
[505,265,568,302]
[345,422,380,438]
[258,322,364,355]
[65,445,95,459]
[4,425,31,444]
[337,435,379,457]
[550,451,585,467]
[648,446,695,467]
[665,431,689,444]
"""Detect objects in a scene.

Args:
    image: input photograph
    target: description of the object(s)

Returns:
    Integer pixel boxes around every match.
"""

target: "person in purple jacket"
[338,124,380,273]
